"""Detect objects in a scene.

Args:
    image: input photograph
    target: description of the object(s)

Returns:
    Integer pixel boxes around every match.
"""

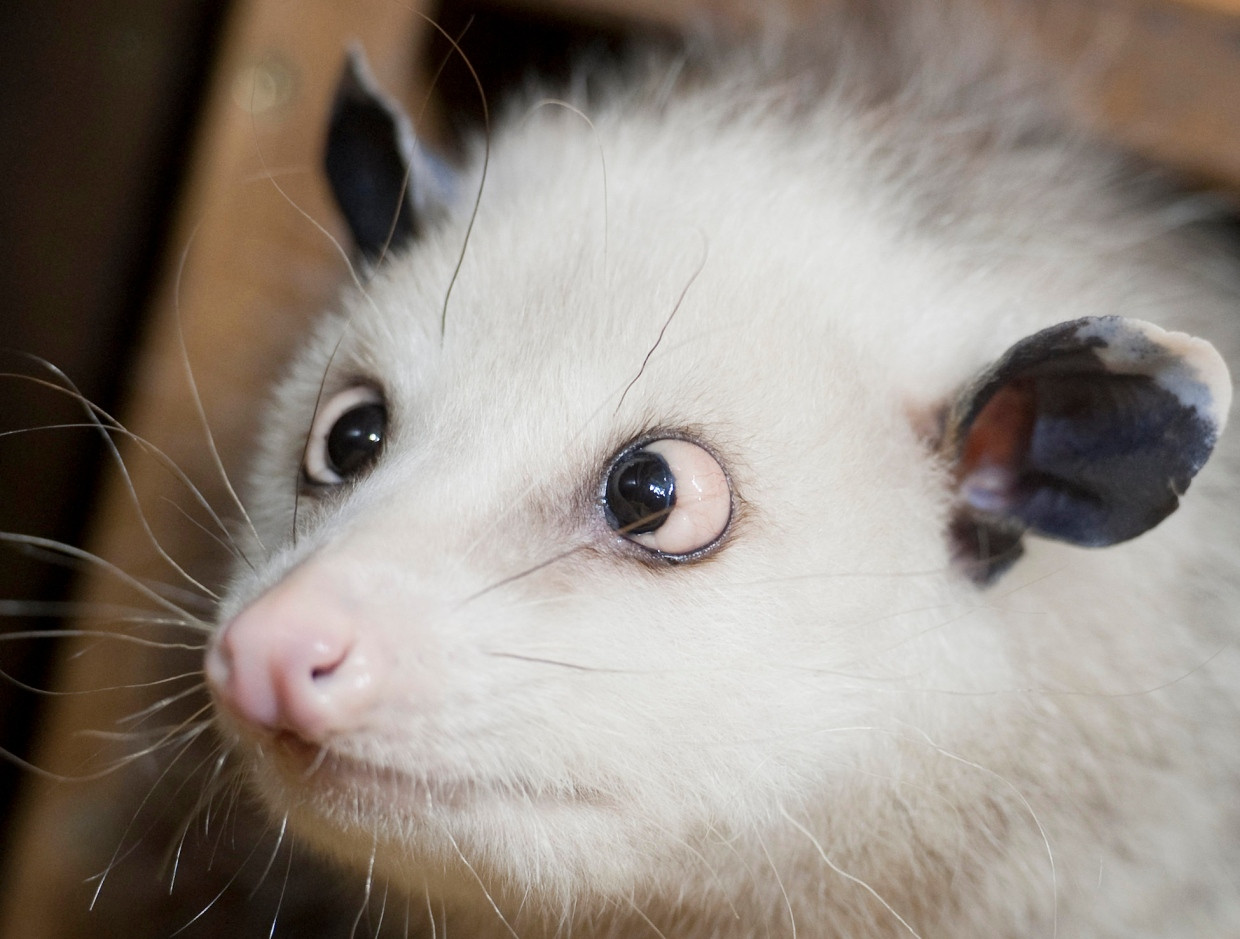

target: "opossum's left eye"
[304,385,387,486]
[602,438,731,558]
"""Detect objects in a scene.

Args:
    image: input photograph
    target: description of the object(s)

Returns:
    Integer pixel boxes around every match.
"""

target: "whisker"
[442,824,520,939]
[371,14,477,271]
[239,68,371,304]
[408,12,491,341]
[168,821,280,935]
[291,326,351,548]
[614,228,708,417]
[163,743,233,891]
[92,707,215,774]
[349,835,379,939]
[0,707,211,788]
[249,813,290,899]
[267,824,294,939]
[424,886,438,939]
[452,236,710,576]
[623,895,670,939]
[88,723,215,908]
[458,543,588,605]
[4,366,233,596]
[160,495,251,569]
[755,830,797,939]
[0,627,205,648]
[166,746,238,892]
[374,880,390,937]
[2,667,201,699]
[115,683,210,728]
[483,651,625,674]
[0,532,199,621]
[908,728,1058,939]
[461,506,675,609]
[169,223,266,561]
[0,412,246,571]
[777,804,924,939]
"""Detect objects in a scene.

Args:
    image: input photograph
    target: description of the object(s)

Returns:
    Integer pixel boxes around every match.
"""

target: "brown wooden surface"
[1060,0,1240,191]
[2,0,1238,935]
[1177,0,1240,13]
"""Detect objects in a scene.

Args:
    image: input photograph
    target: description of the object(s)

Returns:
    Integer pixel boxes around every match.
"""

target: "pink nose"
[205,570,379,743]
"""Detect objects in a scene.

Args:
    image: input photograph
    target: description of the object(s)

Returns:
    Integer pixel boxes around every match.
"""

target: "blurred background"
[0,0,1237,934]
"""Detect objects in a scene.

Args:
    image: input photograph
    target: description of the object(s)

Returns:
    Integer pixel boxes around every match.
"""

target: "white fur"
[210,6,1240,936]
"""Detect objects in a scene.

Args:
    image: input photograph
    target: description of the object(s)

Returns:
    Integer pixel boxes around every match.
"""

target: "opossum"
[200,4,1240,937]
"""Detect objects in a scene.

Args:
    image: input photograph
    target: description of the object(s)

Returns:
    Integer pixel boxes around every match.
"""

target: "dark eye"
[606,450,675,534]
[304,386,387,485]
[602,438,731,558]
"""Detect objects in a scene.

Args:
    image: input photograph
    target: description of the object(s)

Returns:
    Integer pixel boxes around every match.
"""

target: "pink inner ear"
[958,378,1035,514]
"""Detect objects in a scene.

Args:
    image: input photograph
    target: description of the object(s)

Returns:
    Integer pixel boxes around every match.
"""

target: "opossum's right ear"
[941,316,1231,584]
[325,47,457,264]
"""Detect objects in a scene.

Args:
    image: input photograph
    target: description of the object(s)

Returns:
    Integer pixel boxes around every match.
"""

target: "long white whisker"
[248,812,290,899]
[6,366,232,595]
[168,820,280,935]
[911,730,1059,939]
[0,412,248,569]
[442,825,520,939]
[166,746,237,892]
[115,683,209,728]
[169,223,266,561]
[88,723,214,908]
[267,822,295,939]
[0,627,205,648]
[373,880,390,937]
[350,834,379,939]
[2,667,200,699]
[90,706,214,775]
[425,886,438,939]
[623,895,670,939]
[0,532,199,620]
[777,804,924,939]
[756,829,797,939]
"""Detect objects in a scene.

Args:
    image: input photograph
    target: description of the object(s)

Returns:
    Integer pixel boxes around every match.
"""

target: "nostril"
[304,636,352,684]
[310,645,349,682]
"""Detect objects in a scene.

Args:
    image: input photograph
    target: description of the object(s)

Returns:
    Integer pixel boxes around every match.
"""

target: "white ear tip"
[1082,317,1232,437]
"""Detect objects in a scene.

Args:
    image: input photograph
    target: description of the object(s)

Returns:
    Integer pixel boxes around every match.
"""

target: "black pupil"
[326,403,386,477]
[606,450,675,534]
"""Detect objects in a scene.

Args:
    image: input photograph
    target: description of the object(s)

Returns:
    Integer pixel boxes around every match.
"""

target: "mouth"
[255,731,618,816]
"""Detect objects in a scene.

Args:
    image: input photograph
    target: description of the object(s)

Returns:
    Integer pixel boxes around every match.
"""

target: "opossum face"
[205,54,1231,913]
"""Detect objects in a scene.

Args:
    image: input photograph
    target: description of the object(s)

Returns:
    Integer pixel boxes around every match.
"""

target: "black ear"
[324,47,456,263]
[943,316,1231,583]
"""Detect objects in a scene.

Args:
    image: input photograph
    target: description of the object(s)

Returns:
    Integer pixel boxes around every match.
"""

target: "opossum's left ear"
[325,46,457,263]
[943,316,1231,583]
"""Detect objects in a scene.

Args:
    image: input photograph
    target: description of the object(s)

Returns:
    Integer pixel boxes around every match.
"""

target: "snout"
[205,563,382,744]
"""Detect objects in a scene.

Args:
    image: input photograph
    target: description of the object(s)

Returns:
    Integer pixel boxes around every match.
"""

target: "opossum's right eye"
[303,385,387,486]
[602,438,731,559]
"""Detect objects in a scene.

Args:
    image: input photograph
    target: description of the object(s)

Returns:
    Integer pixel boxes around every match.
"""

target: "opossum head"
[204,49,1231,917]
